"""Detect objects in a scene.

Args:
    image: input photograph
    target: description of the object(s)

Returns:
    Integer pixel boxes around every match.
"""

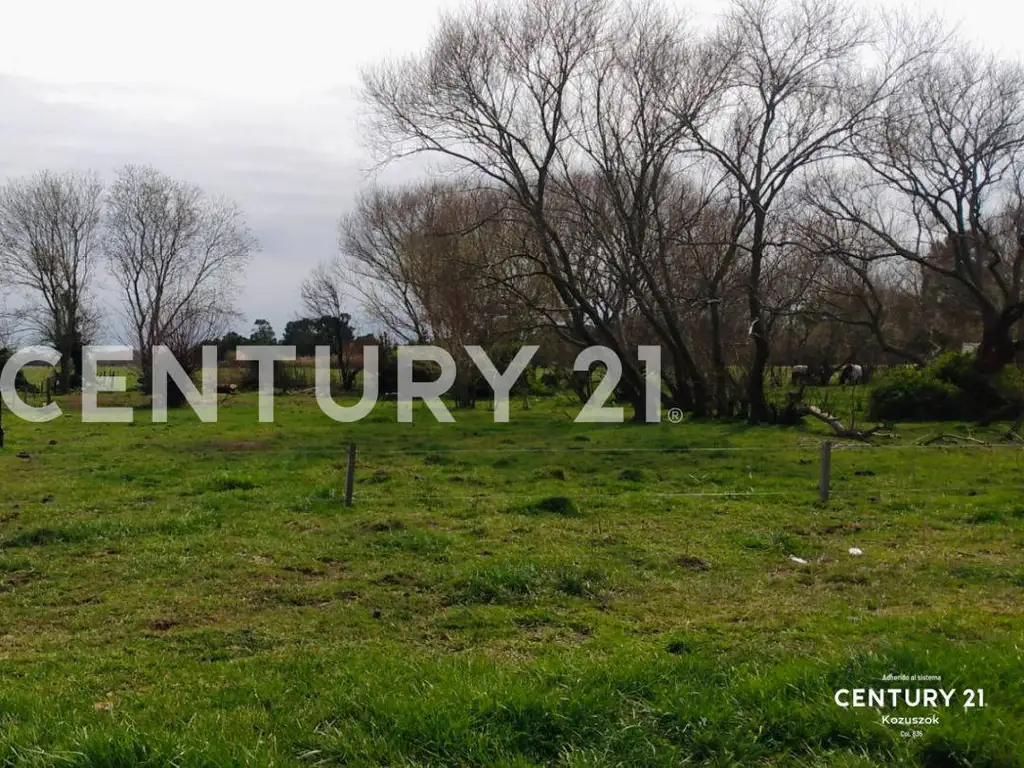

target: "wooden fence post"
[344,442,356,507]
[819,441,832,502]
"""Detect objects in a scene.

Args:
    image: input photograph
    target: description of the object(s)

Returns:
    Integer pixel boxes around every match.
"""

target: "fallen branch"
[958,435,988,445]
[916,433,989,446]
[796,404,884,441]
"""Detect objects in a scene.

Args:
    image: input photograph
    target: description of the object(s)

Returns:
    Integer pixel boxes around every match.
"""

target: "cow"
[838,364,863,385]
[791,365,809,386]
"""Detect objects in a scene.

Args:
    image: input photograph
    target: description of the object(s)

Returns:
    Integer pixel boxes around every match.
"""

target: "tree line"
[0,159,370,405]
[3,0,1023,423]
[0,165,255,403]
[345,0,1024,422]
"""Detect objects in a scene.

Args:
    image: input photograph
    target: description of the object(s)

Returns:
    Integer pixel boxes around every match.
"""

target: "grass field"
[0,390,1022,766]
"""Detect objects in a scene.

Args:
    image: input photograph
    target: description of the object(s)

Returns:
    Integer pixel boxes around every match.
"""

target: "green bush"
[869,352,1024,421]
[868,367,961,421]
[992,364,1024,410]
[930,352,1004,417]
[930,351,975,388]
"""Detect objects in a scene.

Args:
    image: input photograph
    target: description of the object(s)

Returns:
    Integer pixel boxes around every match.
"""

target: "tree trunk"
[570,369,591,404]
[144,365,189,408]
[709,299,732,417]
[688,383,709,419]
[59,339,73,395]
[667,369,694,413]
[746,208,771,424]
[454,376,476,409]
[611,372,650,423]
[166,378,188,408]
[71,341,84,389]
[747,337,771,423]
[976,305,1024,375]
[678,357,708,419]
[629,387,650,423]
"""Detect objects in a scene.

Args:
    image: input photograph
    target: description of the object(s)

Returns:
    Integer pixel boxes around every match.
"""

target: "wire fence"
[250,440,1024,507]
[4,420,1023,507]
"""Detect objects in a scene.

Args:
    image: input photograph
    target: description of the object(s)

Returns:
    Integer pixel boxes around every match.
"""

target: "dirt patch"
[362,519,406,533]
[281,564,327,577]
[676,555,710,572]
[819,523,864,536]
[1,574,35,591]
[372,572,424,588]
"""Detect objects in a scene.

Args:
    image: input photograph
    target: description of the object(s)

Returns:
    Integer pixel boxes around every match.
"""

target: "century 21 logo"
[0,344,665,425]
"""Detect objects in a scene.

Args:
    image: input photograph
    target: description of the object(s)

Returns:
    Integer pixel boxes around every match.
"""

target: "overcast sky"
[1,0,1021,343]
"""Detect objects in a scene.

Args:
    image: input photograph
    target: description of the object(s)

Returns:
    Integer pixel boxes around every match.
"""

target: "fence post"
[819,441,832,502]
[344,442,356,507]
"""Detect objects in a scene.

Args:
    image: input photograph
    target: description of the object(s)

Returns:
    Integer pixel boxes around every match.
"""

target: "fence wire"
[4,434,1022,505]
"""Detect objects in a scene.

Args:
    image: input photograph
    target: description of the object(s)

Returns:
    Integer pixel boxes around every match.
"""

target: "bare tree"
[359,0,954,421]
[0,171,104,393]
[300,261,360,390]
[341,180,544,405]
[810,44,1024,374]
[678,0,927,421]
[362,0,666,419]
[560,4,728,415]
[105,165,256,404]
[340,185,438,345]
[798,176,938,365]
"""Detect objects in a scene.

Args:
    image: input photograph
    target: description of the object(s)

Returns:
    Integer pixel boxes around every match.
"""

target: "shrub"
[538,369,563,393]
[869,352,1024,421]
[275,361,311,393]
[993,364,1024,412]
[930,351,976,389]
[868,367,961,421]
[930,352,1006,417]
[235,360,261,392]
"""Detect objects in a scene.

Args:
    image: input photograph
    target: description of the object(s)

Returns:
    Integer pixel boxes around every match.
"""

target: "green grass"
[0,392,1021,766]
